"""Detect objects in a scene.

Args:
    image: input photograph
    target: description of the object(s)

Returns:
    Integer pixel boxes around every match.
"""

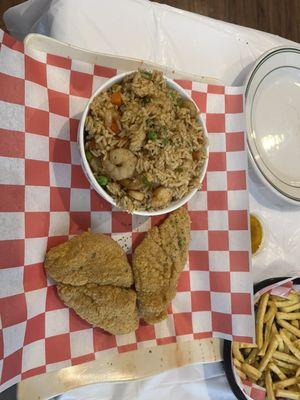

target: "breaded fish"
[45,231,133,287]
[57,284,138,335]
[132,207,190,324]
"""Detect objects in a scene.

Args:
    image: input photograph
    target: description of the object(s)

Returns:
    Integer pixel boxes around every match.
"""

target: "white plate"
[245,46,300,204]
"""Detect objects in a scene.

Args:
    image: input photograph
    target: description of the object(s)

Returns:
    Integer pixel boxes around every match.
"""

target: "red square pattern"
[208,231,229,251]
[118,343,137,353]
[25,55,47,87]
[250,387,266,400]
[207,85,225,94]
[25,160,49,186]
[136,322,155,342]
[0,185,24,212]
[71,165,90,188]
[191,91,207,113]
[193,332,212,340]
[23,263,47,292]
[70,118,79,142]
[0,294,27,328]
[0,240,24,268]
[69,309,93,332]
[210,272,231,292]
[151,214,168,228]
[46,286,66,312]
[189,251,209,271]
[191,291,211,311]
[212,312,232,334]
[70,71,93,98]
[69,212,91,235]
[25,107,49,136]
[232,335,252,344]
[94,65,117,78]
[205,114,225,133]
[225,94,243,114]
[228,210,248,230]
[132,232,146,252]
[231,293,252,315]
[21,366,46,380]
[47,54,71,70]
[174,79,192,90]
[230,251,249,272]
[72,354,95,366]
[50,187,70,211]
[207,152,226,171]
[0,72,24,105]
[226,132,245,152]
[24,314,45,345]
[90,189,112,211]
[1,349,23,384]
[156,337,176,346]
[25,212,50,238]
[49,138,71,163]
[45,334,71,363]
[207,191,228,210]
[2,32,24,52]
[93,329,117,352]
[48,89,69,117]
[0,128,24,158]
[189,211,208,230]
[227,171,247,190]
[173,313,193,336]
[177,271,190,292]
[47,236,68,251]
[112,212,133,233]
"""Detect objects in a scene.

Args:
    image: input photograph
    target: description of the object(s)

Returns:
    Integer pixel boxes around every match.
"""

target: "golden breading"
[45,231,133,287]
[57,284,138,335]
[133,207,190,324]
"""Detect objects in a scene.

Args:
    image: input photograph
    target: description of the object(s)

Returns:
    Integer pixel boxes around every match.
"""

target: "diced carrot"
[110,120,120,133]
[111,92,122,106]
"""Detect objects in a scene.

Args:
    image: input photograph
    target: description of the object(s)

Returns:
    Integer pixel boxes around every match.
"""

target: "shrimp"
[103,149,137,181]
[151,187,172,208]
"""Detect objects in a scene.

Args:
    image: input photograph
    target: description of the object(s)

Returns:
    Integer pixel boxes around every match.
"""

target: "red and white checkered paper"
[0,30,254,391]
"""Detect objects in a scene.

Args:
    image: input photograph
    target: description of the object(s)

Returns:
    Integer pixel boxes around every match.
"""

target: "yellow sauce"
[250,214,263,255]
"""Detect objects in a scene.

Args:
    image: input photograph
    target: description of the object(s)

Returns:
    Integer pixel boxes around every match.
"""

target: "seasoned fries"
[232,287,300,399]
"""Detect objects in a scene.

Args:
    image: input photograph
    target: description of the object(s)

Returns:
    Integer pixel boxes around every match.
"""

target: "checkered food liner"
[233,277,299,400]
[0,30,253,391]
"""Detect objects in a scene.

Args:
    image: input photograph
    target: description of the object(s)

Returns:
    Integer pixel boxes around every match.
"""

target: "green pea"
[163,137,170,146]
[97,175,108,186]
[147,131,157,141]
[85,150,92,162]
[141,71,152,80]
[178,237,184,248]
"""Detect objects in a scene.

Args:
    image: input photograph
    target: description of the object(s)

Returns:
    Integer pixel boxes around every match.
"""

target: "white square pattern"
[69,95,88,119]
[0,212,24,240]
[91,212,112,233]
[49,113,70,140]
[208,211,228,231]
[190,271,210,291]
[208,251,230,271]
[25,186,50,211]
[49,212,70,236]
[0,267,24,298]
[172,292,191,313]
[47,65,71,94]
[49,162,71,188]
[192,311,212,333]
[25,81,49,111]
[70,188,91,211]
[206,171,227,191]
[0,45,24,78]
[226,151,246,171]
[25,133,49,161]
[70,329,93,358]
[25,288,47,319]
[22,339,45,371]
[3,322,26,357]
[0,156,24,185]
[190,231,208,251]
[154,315,175,339]
[206,93,225,114]
[211,292,231,314]
[25,237,48,265]
[45,309,70,337]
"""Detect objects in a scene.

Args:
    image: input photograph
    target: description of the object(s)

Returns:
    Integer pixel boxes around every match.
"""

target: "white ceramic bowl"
[78,71,209,216]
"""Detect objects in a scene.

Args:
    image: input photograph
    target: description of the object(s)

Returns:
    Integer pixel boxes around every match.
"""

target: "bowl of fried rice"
[78,70,209,215]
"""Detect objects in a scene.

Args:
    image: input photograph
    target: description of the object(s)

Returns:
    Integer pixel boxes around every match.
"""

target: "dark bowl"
[223,276,300,400]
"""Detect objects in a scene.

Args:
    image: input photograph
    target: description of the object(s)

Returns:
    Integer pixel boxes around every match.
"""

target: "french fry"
[233,358,242,369]
[294,339,300,349]
[277,319,300,339]
[269,362,287,380]
[280,330,300,360]
[272,358,298,370]
[239,343,258,349]
[236,368,246,380]
[258,336,278,372]
[274,298,299,308]
[292,320,300,329]
[256,293,270,349]
[264,302,277,323]
[266,370,276,400]
[275,377,300,389]
[273,351,300,365]
[259,314,276,356]
[277,312,300,320]
[275,389,300,399]
[241,362,262,381]
[245,348,258,365]
[232,342,244,362]
[281,302,300,313]
[272,324,285,351]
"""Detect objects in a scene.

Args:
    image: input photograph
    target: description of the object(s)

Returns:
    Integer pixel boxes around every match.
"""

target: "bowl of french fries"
[223,277,300,400]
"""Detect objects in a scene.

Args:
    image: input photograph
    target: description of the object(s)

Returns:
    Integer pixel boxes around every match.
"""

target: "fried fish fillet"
[57,284,138,335]
[45,231,133,287]
[132,207,190,324]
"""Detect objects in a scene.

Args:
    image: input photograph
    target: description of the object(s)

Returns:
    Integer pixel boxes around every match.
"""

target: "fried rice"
[84,70,207,212]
